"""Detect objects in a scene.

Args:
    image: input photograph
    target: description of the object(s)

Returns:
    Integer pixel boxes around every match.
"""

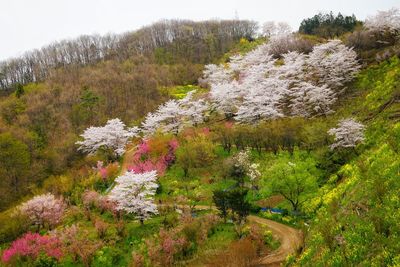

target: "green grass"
[176,223,237,266]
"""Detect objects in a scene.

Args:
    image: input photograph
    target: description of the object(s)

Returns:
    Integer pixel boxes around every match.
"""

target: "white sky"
[1,0,398,61]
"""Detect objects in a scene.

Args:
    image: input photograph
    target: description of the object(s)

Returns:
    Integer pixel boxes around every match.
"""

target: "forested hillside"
[0,7,399,267]
[0,19,257,210]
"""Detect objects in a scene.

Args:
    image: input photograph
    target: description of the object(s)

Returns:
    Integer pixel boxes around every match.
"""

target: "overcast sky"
[1,0,398,61]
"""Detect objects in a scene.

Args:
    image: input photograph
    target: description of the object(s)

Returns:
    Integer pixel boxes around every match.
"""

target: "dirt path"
[248,215,302,266]
[174,205,303,266]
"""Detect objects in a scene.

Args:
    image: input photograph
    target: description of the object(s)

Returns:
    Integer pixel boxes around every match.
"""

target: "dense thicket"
[299,12,360,38]
[0,19,257,91]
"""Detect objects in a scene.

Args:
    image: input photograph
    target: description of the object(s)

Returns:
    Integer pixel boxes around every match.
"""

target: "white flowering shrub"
[328,118,365,149]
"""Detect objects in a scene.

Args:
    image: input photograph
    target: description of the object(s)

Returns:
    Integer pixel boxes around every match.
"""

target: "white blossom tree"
[231,149,261,188]
[200,64,232,85]
[109,170,158,224]
[307,40,360,90]
[235,78,286,122]
[76,118,140,157]
[141,112,163,136]
[210,81,242,118]
[179,91,209,126]
[141,100,183,135]
[197,37,359,124]
[262,21,277,37]
[142,91,209,135]
[262,21,292,37]
[328,118,365,149]
[19,193,66,230]
[290,82,337,117]
[364,8,400,33]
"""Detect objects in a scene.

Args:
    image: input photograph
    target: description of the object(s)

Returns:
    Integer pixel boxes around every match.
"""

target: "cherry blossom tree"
[262,21,277,37]
[210,81,242,118]
[179,91,209,127]
[307,40,360,90]
[364,8,400,33]
[142,100,183,135]
[142,91,209,135]
[19,193,66,230]
[228,149,261,188]
[289,82,337,117]
[206,39,354,122]
[109,170,158,224]
[141,112,163,136]
[328,118,365,149]
[76,118,140,157]
[261,21,292,37]
[200,64,232,86]
[235,79,286,122]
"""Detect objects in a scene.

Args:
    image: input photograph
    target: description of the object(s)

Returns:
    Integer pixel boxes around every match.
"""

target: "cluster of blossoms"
[328,118,365,150]
[76,93,203,157]
[141,91,209,136]
[204,38,360,122]
[1,233,63,263]
[19,193,66,230]
[364,7,400,33]
[128,138,179,176]
[76,118,140,156]
[109,170,159,223]
[233,150,261,183]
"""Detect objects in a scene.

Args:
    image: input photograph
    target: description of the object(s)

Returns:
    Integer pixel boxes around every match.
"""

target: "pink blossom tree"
[19,193,66,230]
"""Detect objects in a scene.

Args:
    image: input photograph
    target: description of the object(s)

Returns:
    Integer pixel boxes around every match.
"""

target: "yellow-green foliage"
[221,38,266,63]
[295,59,400,267]
[357,56,400,112]
[159,84,202,99]
[42,175,74,196]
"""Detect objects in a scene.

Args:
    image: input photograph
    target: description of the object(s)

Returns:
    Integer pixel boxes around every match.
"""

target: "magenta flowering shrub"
[128,137,179,176]
[1,232,63,264]
[129,160,168,176]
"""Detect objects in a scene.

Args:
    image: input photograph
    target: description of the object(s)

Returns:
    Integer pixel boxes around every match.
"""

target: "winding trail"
[248,215,303,266]
[174,205,303,266]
